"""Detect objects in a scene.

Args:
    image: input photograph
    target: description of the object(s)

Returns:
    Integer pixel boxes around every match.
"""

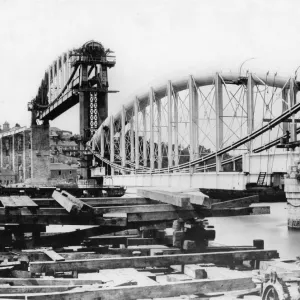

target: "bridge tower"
[28,41,116,184]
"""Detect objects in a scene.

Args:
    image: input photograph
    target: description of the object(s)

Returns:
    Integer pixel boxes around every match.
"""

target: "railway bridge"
[1,40,300,225]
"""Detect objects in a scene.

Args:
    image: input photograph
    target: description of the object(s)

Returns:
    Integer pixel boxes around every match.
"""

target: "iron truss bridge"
[88,72,300,175]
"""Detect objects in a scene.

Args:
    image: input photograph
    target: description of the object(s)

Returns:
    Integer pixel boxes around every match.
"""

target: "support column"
[56,60,60,98]
[247,73,254,151]
[167,81,173,168]
[130,119,134,163]
[61,56,65,90]
[142,109,147,167]
[30,124,50,184]
[100,127,104,158]
[121,105,126,172]
[215,73,223,172]
[23,131,26,181]
[157,98,162,169]
[290,78,297,142]
[12,134,15,173]
[0,137,2,168]
[134,98,140,170]
[188,76,199,171]
[282,88,289,135]
[110,115,115,175]
[174,92,179,167]
[149,88,154,170]
[48,67,52,103]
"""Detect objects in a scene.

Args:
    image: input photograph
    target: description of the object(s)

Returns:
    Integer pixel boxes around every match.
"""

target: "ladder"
[257,172,266,186]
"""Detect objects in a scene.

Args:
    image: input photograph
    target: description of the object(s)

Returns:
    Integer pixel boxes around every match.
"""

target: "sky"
[0,0,300,133]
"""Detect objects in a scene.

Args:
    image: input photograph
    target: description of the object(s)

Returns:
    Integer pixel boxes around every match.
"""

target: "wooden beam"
[22,277,256,300]
[211,206,270,217]
[52,191,93,214]
[33,197,157,207]
[137,189,191,207]
[211,195,259,209]
[0,208,127,226]
[29,249,279,273]
[0,277,103,286]
[127,210,197,222]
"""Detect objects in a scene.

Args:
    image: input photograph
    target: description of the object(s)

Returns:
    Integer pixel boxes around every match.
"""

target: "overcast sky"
[0,0,300,133]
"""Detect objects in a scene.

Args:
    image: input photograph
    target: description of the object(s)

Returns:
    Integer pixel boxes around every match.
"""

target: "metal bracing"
[110,115,115,175]
[215,73,223,172]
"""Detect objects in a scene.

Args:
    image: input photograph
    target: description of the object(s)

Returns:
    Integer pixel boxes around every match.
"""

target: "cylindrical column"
[110,115,114,175]
[188,76,199,171]
[247,73,254,151]
[121,106,126,172]
[282,88,289,135]
[48,67,52,103]
[56,59,60,97]
[215,73,223,172]
[100,127,104,158]
[167,81,173,168]
[174,92,179,167]
[142,109,147,167]
[157,98,162,169]
[130,119,134,163]
[134,98,139,170]
[149,88,154,170]
[290,78,297,142]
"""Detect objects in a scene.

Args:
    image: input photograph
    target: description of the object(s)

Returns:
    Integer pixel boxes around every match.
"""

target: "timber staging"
[0,187,284,299]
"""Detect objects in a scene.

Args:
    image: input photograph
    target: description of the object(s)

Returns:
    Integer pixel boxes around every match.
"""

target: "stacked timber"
[0,237,280,299]
[137,188,271,217]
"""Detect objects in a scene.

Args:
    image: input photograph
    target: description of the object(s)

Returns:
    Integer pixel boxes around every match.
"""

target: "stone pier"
[285,153,300,229]
[0,122,50,184]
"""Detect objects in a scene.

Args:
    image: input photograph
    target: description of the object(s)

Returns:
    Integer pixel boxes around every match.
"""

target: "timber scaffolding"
[0,188,279,299]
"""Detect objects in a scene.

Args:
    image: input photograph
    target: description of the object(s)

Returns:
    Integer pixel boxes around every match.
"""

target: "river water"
[209,202,300,259]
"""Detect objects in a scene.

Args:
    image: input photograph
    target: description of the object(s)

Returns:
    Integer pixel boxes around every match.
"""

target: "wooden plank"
[0,285,104,294]
[23,277,256,300]
[29,249,279,273]
[43,250,65,262]
[211,195,259,209]
[136,189,191,207]
[0,278,103,286]
[0,196,38,208]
